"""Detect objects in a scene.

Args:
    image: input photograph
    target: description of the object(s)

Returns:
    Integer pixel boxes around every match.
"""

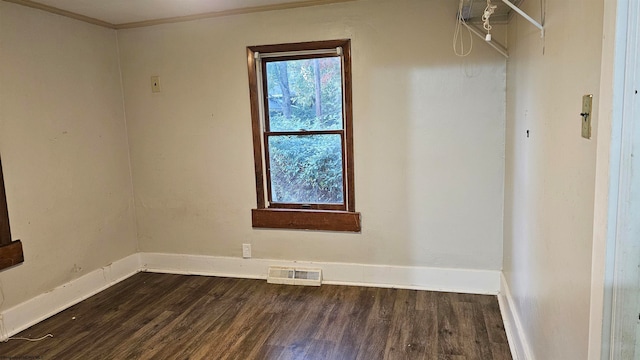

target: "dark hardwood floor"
[0,272,512,359]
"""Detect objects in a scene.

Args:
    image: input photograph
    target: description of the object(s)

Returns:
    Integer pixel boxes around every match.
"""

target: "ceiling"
[4,0,525,28]
[4,0,356,27]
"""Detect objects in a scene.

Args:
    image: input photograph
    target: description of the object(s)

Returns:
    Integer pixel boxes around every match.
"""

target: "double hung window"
[246,39,360,231]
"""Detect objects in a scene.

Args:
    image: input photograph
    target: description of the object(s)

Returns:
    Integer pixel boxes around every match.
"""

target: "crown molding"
[2,0,357,30]
[115,0,356,29]
[3,0,116,28]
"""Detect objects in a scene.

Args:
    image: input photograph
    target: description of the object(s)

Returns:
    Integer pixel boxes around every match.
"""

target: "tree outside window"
[247,39,360,231]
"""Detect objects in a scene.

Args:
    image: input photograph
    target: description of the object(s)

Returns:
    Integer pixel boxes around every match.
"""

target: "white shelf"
[502,0,544,37]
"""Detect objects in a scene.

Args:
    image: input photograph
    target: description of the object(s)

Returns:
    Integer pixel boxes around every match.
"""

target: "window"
[247,39,360,232]
[0,157,24,271]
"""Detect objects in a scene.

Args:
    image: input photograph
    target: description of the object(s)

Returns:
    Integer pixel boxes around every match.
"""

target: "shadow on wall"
[357,60,505,270]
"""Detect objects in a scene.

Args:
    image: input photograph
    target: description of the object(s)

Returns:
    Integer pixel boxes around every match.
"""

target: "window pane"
[268,134,344,204]
[265,57,343,132]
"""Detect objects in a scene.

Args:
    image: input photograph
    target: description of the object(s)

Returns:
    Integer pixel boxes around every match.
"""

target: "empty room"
[0,0,638,359]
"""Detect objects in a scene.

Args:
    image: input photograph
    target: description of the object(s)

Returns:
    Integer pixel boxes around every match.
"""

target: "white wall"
[0,2,138,310]
[117,0,506,270]
[503,0,604,358]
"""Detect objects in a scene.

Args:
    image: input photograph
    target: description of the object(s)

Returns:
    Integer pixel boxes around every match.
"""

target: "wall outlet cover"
[242,244,251,258]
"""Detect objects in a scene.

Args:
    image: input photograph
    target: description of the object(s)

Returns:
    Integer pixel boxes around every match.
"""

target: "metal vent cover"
[267,266,322,286]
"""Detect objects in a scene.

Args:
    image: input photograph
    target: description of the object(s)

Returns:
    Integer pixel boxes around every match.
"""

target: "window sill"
[0,240,24,271]
[252,208,361,232]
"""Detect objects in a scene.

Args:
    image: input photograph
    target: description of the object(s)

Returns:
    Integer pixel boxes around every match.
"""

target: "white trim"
[608,0,640,357]
[0,252,501,342]
[590,0,640,358]
[498,273,534,360]
[0,254,141,341]
[588,0,629,358]
[140,252,500,295]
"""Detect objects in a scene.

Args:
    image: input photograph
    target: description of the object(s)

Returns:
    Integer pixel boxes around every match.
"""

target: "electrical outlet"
[242,244,251,259]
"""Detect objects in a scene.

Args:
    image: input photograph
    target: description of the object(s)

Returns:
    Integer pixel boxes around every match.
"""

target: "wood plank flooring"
[0,273,512,359]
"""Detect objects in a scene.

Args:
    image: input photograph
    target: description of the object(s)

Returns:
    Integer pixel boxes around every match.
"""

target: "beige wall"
[0,0,507,313]
[503,0,604,358]
[0,2,138,310]
[117,0,507,270]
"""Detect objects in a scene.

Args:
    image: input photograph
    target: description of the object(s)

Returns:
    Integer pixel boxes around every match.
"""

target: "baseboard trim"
[0,252,501,341]
[0,253,141,341]
[498,273,534,360]
[140,252,500,295]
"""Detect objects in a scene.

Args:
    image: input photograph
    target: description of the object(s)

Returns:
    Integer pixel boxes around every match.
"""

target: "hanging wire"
[453,0,474,57]
[482,0,498,33]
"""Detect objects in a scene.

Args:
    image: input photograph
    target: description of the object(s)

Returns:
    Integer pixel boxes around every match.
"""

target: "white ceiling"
[13,0,523,27]
[27,0,330,25]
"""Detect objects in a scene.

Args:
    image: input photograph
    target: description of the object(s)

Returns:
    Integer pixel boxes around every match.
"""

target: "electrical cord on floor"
[7,334,53,342]
[0,279,53,343]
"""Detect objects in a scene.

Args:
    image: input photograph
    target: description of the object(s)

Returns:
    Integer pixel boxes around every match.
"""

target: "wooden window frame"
[0,157,24,271]
[247,39,360,232]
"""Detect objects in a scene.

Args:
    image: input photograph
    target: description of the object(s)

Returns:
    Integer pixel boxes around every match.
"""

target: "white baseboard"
[0,252,501,342]
[498,273,534,360]
[0,253,141,341]
[140,252,500,295]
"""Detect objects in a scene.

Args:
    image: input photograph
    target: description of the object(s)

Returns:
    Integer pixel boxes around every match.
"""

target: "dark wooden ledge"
[0,157,24,271]
[0,240,24,271]
[252,208,361,232]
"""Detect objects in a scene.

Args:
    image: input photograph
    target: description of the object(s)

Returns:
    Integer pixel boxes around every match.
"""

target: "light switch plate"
[151,76,161,93]
[581,94,593,139]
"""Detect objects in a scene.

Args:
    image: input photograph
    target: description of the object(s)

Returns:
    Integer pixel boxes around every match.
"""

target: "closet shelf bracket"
[502,0,544,37]
[461,22,509,58]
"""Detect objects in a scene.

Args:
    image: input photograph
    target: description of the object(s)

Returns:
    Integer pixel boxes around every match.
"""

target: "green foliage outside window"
[265,57,344,204]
